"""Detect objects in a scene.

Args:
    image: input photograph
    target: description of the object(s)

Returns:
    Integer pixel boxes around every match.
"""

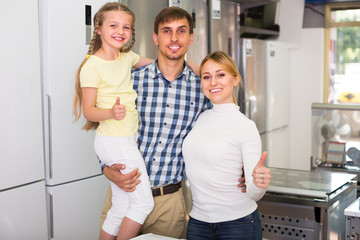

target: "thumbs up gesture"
[252,151,271,189]
[112,97,126,120]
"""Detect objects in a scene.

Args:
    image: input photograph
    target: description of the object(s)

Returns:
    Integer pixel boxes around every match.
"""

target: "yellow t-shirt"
[80,51,140,137]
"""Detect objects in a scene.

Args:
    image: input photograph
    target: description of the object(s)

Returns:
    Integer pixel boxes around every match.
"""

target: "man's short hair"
[154,7,194,35]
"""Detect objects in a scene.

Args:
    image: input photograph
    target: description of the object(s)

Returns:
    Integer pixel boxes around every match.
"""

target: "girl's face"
[200,60,239,104]
[97,10,132,52]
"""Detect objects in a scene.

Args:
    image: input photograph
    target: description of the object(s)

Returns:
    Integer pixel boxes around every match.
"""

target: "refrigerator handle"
[246,99,255,119]
[48,193,54,239]
[47,94,53,179]
[248,99,252,119]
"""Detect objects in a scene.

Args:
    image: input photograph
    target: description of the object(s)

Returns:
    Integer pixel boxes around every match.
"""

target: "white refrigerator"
[0,0,48,239]
[40,0,110,239]
[265,41,290,168]
[238,39,290,168]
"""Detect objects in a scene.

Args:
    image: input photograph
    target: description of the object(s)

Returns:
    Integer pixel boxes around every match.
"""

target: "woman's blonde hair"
[199,51,243,104]
[73,2,136,130]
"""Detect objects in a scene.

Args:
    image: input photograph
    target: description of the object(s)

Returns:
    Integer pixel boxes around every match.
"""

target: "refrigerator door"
[180,0,209,64]
[0,181,48,240]
[125,0,168,59]
[238,39,267,134]
[210,0,239,59]
[47,175,109,240]
[40,0,109,185]
[266,41,290,130]
[265,127,289,168]
[1,0,44,190]
[265,41,290,168]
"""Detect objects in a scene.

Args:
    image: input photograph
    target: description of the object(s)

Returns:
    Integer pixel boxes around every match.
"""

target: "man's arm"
[103,164,142,192]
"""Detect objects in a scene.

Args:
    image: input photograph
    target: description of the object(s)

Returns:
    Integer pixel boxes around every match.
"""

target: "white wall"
[288,28,324,170]
[275,0,305,46]
[269,0,326,170]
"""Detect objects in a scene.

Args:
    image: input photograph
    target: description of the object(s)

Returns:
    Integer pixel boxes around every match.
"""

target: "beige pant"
[100,183,188,238]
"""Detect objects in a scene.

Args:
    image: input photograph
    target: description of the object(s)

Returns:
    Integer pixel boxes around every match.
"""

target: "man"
[101,7,270,238]
[102,7,208,238]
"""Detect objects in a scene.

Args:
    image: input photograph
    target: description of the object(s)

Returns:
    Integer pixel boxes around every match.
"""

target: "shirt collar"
[150,58,193,82]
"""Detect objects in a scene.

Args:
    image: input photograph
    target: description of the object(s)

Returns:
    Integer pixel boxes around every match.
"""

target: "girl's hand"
[112,97,126,120]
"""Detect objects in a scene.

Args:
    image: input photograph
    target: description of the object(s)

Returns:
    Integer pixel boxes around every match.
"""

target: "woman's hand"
[252,152,271,189]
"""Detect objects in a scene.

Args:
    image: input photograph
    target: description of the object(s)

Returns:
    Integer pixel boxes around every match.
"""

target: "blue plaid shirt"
[132,59,210,187]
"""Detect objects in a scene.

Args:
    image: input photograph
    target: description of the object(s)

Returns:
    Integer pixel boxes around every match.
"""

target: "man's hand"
[252,152,271,189]
[103,163,141,192]
[237,175,246,193]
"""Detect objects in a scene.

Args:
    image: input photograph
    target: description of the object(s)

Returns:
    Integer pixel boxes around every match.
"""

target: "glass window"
[331,8,360,23]
[325,3,360,104]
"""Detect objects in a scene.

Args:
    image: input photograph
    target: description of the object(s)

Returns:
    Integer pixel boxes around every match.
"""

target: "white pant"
[94,134,154,236]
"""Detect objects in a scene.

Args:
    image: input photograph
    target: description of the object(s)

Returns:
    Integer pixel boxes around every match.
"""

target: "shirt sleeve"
[241,121,267,201]
[128,51,141,68]
[80,63,100,88]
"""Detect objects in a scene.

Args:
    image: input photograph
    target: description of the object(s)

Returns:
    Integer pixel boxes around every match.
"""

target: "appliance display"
[239,1,280,39]
[39,0,110,238]
[0,0,48,239]
[311,103,360,196]
[259,168,357,240]
[209,0,239,60]
[237,39,290,168]
[344,197,360,239]
[311,103,360,167]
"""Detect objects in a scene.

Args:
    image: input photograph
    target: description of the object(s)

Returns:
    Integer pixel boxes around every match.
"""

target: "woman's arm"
[82,87,126,121]
[242,125,268,201]
[187,61,200,76]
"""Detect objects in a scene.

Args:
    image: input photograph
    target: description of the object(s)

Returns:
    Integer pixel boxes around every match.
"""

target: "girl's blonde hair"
[73,2,136,130]
[199,51,243,104]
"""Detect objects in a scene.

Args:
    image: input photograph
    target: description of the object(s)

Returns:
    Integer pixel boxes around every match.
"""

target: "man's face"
[153,18,194,61]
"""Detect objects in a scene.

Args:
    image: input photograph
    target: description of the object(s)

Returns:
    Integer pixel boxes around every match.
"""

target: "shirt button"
[166,104,170,107]
[153,158,156,161]
[159,141,162,144]
[164,123,167,125]
[169,85,172,88]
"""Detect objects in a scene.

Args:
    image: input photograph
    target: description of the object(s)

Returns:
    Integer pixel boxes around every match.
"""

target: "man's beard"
[164,52,184,61]
[159,47,185,61]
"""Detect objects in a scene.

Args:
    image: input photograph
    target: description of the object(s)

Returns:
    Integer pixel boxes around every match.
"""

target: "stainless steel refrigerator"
[209,0,239,61]
[237,38,290,168]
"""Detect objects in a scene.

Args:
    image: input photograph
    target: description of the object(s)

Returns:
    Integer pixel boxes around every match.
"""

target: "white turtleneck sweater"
[182,103,266,223]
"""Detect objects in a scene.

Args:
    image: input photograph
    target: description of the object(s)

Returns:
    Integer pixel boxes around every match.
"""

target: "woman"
[182,51,271,240]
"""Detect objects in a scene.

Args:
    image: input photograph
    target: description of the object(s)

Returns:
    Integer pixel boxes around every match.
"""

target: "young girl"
[73,3,154,240]
[183,51,271,240]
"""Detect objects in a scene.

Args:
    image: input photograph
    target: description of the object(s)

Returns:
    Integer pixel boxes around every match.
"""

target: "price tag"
[327,141,346,164]
[169,0,180,7]
[212,0,221,19]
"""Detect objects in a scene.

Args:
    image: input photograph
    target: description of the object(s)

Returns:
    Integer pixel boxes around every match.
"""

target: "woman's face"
[200,60,239,104]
